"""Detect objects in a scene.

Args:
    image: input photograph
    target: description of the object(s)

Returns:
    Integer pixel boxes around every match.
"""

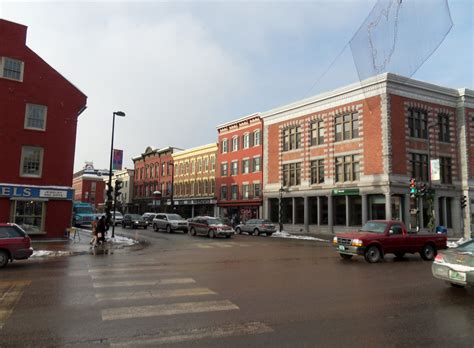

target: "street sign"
[332,188,360,196]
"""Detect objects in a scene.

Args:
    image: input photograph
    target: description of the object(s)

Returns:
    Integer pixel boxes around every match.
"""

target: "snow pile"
[271,231,328,242]
[32,250,73,258]
[107,235,138,246]
[447,237,471,248]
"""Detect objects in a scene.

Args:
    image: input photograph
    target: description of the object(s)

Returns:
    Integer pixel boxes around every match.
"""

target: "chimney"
[0,19,28,47]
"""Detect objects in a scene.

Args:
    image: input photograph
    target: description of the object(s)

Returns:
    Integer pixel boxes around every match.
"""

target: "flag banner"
[430,158,440,181]
[113,149,123,171]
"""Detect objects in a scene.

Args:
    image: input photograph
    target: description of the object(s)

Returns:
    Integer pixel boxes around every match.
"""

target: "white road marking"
[102,300,239,321]
[88,266,166,274]
[195,243,212,249]
[213,243,233,248]
[109,321,273,347]
[93,278,196,288]
[0,280,31,330]
[95,287,217,301]
[90,272,179,281]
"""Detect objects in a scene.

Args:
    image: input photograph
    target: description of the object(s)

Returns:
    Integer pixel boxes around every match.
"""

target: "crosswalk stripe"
[195,243,212,249]
[88,266,166,273]
[93,278,196,288]
[109,321,273,346]
[102,300,239,321]
[90,272,179,281]
[212,243,233,248]
[0,280,31,330]
[95,287,217,302]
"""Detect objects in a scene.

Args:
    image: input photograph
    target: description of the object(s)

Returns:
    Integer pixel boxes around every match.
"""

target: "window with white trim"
[253,157,261,172]
[242,184,249,199]
[231,161,238,176]
[232,137,239,151]
[243,134,250,149]
[254,130,261,146]
[25,104,47,131]
[222,139,228,153]
[20,146,44,177]
[231,185,238,200]
[242,159,250,174]
[1,57,24,81]
[14,200,44,234]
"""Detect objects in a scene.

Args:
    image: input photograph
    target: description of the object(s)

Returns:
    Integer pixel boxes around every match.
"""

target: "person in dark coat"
[97,216,107,245]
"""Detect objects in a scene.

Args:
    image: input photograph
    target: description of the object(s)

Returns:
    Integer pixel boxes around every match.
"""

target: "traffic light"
[114,180,123,198]
[419,183,426,197]
[409,178,417,197]
[106,182,113,202]
[461,195,467,209]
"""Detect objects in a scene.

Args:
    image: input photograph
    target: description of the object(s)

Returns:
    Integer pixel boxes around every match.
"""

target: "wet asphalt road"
[1,227,473,347]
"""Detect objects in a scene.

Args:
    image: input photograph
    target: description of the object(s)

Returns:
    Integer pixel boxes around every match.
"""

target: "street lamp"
[278,185,286,232]
[107,111,125,239]
[153,190,161,213]
[169,162,175,211]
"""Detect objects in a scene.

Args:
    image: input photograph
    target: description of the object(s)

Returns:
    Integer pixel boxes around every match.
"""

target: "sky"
[1,0,472,172]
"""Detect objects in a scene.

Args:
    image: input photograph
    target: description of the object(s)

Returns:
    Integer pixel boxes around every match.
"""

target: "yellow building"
[172,143,218,218]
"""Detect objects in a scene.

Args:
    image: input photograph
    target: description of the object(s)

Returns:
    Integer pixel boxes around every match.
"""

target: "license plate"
[448,270,466,282]
[338,245,345,251]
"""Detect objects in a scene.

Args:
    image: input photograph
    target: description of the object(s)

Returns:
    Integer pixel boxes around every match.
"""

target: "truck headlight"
[351,239,363,247]
[332,236,338,245]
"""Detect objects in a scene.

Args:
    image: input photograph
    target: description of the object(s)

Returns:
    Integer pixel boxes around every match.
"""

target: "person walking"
[97,216,107,245]
[90,217,99,247]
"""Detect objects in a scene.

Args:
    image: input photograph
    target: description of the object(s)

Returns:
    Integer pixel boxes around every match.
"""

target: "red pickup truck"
[0,223,33,268]
[333,220,447,263]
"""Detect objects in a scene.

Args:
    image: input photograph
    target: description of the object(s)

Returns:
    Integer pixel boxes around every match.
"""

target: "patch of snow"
[447,237,471,248]
[107,235,138,246]
[271,231,328,242]
[31,250,73,258]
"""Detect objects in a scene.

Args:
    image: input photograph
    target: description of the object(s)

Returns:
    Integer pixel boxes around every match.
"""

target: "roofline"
[216,112,261,130]
[172,143,218,159]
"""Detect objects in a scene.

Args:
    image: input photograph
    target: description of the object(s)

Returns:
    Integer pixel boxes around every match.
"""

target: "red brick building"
[0,19,87,238]
[72,163,108,210]
[262,73,474,237]
[132,146,182,213]
[216,113,263,222]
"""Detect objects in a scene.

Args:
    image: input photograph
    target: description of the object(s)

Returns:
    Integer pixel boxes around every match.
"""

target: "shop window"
[25,104,47,131]
[281,198,293,224]
[308,197,318,225]
[349,196,362,226]
[14,200,44,234]
[269,198,279,223]
[20,146,44,177]
[369,195,386,220]
[294,198,304,224]
[333,196,346,225]
[391,196,403,221]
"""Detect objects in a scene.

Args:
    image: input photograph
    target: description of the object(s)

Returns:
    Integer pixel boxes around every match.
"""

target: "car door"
[384,223,404,253]
[1,226,24,259]
[159,215,168,230]
[123,215,131,227]
[243,220,252,233]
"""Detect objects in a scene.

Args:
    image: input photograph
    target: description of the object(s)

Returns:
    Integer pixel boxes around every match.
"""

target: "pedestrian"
[97,216,107,245]
[90,217,99,247]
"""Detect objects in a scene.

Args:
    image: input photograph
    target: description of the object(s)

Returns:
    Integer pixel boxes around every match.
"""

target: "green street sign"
[332,188,360,196]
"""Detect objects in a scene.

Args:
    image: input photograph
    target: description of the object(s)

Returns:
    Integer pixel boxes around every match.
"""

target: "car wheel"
[253,228,260,236]
[190,227,196,236]
[364,245,382,263]
[235,227,241,234]
[0,250,9,268]
[450,282,465,288]
[340,254,353,260]
[209,230,215,238]
[153,224,158,232]
[166,225,172,234]
[420,244,436,261]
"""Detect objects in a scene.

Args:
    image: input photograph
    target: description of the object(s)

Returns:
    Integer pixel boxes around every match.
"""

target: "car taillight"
[434,254,444,263]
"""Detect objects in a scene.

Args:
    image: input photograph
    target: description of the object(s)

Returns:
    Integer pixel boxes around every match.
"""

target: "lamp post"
[426,122,438,231]
[278,185,285,232]
[153,190,161,213]
[107,111,125,239]
[169,162,175,211]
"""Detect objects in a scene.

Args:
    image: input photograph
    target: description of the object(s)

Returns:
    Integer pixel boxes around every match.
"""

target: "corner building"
[0,20,87,238]
[216,113,263,221]
[172,143,218,218]
[262,73,474,237]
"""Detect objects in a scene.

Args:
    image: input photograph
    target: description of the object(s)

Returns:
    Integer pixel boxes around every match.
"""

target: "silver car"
[432,239,474,288]
[152,213,188,233]
[235,219,276,236]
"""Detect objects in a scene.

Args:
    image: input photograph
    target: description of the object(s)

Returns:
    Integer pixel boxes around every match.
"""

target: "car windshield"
[129,214,142,220]
[456,240,474,253]
[167,214,183,221]
[359,222,387,234]
[208,218,225,226]
[74,207,93,214]
[262,220,273,224]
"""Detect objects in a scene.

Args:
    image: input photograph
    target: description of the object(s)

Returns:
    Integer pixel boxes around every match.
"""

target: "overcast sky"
[1,0,472,172]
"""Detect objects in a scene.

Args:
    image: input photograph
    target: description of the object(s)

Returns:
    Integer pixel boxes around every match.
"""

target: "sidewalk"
[30,229,142,259]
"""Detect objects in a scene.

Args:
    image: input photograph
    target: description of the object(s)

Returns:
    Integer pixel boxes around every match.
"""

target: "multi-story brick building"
[110,168,134,213]
[132,146,182,213]
[172,143,218,218]
[262,73,474,237]
[216,113,263,222]
[72,163,108,210]
[0,19,87,238]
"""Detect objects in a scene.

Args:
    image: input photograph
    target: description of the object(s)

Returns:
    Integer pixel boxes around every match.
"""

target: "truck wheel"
[166,225,172,234]
[340,254,353,260]
[0,250,9,268]
[253,229,260,236]
[421,244,436,261]
[365,246,382,263]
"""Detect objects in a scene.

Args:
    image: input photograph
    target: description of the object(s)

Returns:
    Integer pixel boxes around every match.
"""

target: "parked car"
[152,213,188,233]
[111,211,124,226]
[188,216,234,238]
[122,214,148,229]
[432,239,474,288]
[0,223,33,268]
[333,220,447,263]
[235,219,276,236]
[142,213,157,226]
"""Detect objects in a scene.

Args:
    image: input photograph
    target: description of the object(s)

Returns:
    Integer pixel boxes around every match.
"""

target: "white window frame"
[222,139,228,153]
[254,130,261,146]
[253,156,261,172]
[1,57,25,82]
[243,133,250,149]
[24,104,47,131]
[232,136,239,152]
[20,146,44,178]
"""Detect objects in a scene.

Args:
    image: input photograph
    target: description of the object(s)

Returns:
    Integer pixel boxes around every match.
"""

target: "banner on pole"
[431,158,440,181]
[113,149,123,171]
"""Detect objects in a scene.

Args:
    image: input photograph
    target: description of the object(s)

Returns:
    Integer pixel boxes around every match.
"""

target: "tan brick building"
[262,73,474,237]
[172,143,218,218]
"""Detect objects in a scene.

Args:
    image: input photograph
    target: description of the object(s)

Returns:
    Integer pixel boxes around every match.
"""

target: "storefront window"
[369,195,385,220]
[391,196,403,221]
[282,198,293,224]
[333,196,346,225]
[309,197,318,225]
[14,200,44,234]
[294,198,304,224]
[320,196,328,225]
[349,196,362,226]
[269,198,279,223]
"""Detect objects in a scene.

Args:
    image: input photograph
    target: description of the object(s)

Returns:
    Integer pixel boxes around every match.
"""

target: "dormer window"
[1,57,24,81]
